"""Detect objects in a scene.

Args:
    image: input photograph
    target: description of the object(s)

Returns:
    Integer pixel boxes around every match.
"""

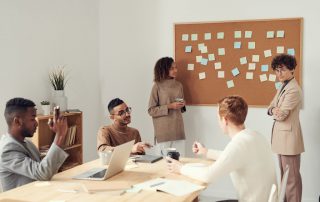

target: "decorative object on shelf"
[40,101,51,115]
[49,66,68,112]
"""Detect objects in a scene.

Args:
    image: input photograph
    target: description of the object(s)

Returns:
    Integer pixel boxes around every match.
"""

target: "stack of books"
[65,125,77,147]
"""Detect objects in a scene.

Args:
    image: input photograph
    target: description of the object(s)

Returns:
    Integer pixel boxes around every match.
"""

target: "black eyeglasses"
[113,107,132,117]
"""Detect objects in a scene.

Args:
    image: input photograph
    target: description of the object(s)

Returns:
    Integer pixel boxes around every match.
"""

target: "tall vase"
[52,90,68,112]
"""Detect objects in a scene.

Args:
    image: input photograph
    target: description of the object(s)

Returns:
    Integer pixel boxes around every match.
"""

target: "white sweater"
[181,129,276,202]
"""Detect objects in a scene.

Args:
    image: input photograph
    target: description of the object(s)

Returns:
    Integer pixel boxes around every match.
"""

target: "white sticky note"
[287,48,295,56]
[217,32,224,39]
[252,55,260,62]
[277,46,285,54]
[269,74,276,82]
[214,62,222,69]
[240,57,247,65]
[200,58,208,66]
[248,42,255,49]
[246,72,253,80]
[196,55,202,63]
[276,30,285,38]
[218,71,225,78]
[185,46,192,53]
[208,53,215,61]
[199,72,206,80]
[260,74,268,82]
[245,31,252,38]
[227,80,235,88]
[234,41,241,49]
[266,31,275,38]
[191,34,198,41]
[232,67,240,76]
[234,31,242,38]
[200,46,208,54]
[187,64,194,71]
[204,33,211,40]
[248,63,256,70]
[218,48,225,55]
[264,49,272,58]
[198,43,205,50]
[182,34,189,41]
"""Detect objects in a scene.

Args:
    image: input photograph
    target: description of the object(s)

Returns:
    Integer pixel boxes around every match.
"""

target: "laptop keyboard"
[90,169,107,178]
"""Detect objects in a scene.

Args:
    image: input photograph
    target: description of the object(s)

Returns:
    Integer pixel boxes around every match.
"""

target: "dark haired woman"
[148,57,186,156]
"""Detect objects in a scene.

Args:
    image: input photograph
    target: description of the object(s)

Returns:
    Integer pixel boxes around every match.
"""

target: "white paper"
[214,62,222,70]
[252,55,260,62]
[217,32,224,39]
[266,31,274,38]
[248,63,256,70]
[269,74,276,82]
[198,43,205,51]
[218,48,225,55]
[248,42,255,49]
[199,72,206,80]
[277,46,285,54]
[182,34,189,41]
[218,71,225,78]
[246,72,254,80]
[156,180,205,197]
[191,34,198,41]
[204,33,211,40]
[240,57,247,65]
[276,30,285,38]
[260,74,268,82]
[196,55,202,63]
[208,53,215,61]
[234,31,241,38]
[188,64,195,71]
[264,50,272,58]
[245,31,252,38]
[200,46,208,54]
[227,80,234,88]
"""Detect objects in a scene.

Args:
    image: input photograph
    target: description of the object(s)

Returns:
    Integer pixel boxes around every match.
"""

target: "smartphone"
[54,106,60,120]
[175,98,184,103]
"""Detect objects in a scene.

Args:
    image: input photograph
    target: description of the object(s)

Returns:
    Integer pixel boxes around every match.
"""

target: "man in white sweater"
[167,95,277,201]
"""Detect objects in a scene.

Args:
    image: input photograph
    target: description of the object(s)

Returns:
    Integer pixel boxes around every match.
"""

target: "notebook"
[131,154,163,163]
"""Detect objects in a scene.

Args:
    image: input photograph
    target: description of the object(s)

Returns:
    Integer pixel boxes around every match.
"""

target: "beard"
[21,126,34,138]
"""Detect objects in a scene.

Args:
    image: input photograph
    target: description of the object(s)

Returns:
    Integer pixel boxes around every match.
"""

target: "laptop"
[72,140,134,180]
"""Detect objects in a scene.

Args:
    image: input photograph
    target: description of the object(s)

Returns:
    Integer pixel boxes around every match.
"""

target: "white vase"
[41,105,51,115]
[52,90,68,112]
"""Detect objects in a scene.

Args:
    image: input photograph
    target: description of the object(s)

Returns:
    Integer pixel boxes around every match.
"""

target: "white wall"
[99,0,320,201]
[0,0,101,162]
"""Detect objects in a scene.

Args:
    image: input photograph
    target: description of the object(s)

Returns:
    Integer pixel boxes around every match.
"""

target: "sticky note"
[218,71,225,78]
[196,55,202,63]
[218,48,225,55]
[204,33,211,40]
[200,46,208,54]
[248,42,255,49]
[277,46,285,54]
[214,62,222,70]
[187,64,194,71]
[260,74,268,82]
[275,82,282,89]
[200,58,208,66]
[248,63,256,70]
[252,55,260,62]
[269,74,276,82]
[227,80,235,88]
[199,72,206,80]
[234,31,241,38]
[264,49,272,58]
[217,32,224,39]
[185,46,192,53]
[276,30,285,38]
[287,48,295,56]
[246,72,253,80]
[234,41,241,49]
[261,64,269,72]
[198,43,205,50]
[266,31,275,38]
[191,34,198,41]
[182,34,189,41]
[208,53,215,61]
[232,67,240,76]
[240,57,247,65]
[245,31,252,38]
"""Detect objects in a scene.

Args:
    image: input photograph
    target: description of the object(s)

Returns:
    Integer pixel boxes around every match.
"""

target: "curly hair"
[153,57,174,82]
[218,95,248,126]
[271,54,297,70]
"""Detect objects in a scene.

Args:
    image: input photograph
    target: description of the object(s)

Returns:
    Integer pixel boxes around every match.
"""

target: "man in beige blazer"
[268,54,304,202]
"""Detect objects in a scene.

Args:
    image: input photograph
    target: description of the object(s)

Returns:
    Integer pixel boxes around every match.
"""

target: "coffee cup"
[167,150,180,161]
[98,150,113,165]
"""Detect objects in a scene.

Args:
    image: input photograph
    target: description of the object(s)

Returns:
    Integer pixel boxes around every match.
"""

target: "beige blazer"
[268,78,304,155]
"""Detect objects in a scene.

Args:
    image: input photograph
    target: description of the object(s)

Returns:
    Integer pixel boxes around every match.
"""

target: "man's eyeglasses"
[113,107,132,117]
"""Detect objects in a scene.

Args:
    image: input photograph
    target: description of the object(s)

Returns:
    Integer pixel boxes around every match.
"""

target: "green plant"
[49,66,67,90]
[41,101,50,105]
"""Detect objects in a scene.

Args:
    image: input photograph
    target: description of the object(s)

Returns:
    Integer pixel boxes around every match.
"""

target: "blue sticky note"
[261,65,269,72]
[185,46,192,53]
[200,58,208,66]
[232,68,240,76]
[234,42,241,49]
[287,48,295,56]
[275,82,282,90]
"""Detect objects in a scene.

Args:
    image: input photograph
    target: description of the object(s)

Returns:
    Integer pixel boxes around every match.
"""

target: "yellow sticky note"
[248,42,255,49]
[260,74,268,82]
[248,63,256,70]
[266,31,274,38]
[240,57,247,65]
[277,46,285,54]
[234,31,241,38]
[182,34,189,41]
[227,80,235,88]
[264,50,272,58]
[199,72,206,80]
[187,64,194,71]
[196,55,202,63]
[208,53,215,61]
[217,32,224,39]
[204,33,211,40]
[191,34,198,41]
[214,62,222,70]
[218,71,225,78]
[252,55,260,62]
[245,31,252,38]
[246,72,254,80]
[269,74,276,82]
[218,48,225,56]
[276,30,285,38]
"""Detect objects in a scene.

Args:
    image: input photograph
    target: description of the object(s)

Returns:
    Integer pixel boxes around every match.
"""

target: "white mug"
[98,150,113,165]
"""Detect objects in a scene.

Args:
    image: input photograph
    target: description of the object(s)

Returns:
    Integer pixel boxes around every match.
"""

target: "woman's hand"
[166,157,183,174]
[167,101,185,110]
[192,141,207,156]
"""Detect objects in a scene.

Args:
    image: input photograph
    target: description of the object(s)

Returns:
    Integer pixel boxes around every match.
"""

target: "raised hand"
[192,141,207,156]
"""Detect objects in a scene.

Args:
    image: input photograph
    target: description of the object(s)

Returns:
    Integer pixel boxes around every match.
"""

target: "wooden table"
[0,158,211,202]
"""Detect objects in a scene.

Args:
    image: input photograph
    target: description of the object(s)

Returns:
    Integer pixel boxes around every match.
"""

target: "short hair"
[107,98,124,114]
[4,97,36,126]
[218,95,248,126]
[271,54,297,71]
[154,57,174,82]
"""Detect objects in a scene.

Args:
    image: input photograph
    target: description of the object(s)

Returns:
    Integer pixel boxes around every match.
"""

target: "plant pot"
[41,105,51,115]
[52,90,68,112]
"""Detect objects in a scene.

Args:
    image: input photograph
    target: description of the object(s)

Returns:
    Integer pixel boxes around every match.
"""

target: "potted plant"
[49,66,68,111]
[40,101,51,115]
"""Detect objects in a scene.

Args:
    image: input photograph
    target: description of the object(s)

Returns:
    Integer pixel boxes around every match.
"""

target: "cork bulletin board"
[174,18,303,106]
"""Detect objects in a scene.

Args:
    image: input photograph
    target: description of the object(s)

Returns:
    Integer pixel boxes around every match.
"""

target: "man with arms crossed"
[0,98,68,191]
[167,95,277,201]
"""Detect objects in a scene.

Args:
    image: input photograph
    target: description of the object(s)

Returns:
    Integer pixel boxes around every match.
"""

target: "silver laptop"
[73,140,134,181]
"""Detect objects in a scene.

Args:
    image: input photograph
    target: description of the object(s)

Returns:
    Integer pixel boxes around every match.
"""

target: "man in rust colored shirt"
[97,98,151,154]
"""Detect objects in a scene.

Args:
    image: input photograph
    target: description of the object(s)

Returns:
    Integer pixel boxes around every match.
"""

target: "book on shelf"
[65,125,77,147]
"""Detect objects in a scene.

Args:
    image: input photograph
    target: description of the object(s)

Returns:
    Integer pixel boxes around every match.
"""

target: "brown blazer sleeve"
[274,88,301,121]
[148,83,169,118]
[97,127,114,152]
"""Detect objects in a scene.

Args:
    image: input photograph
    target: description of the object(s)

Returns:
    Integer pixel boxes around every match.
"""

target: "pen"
[150,181,165,187]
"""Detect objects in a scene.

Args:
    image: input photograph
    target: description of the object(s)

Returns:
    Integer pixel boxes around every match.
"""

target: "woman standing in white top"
[167,95,277,202]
